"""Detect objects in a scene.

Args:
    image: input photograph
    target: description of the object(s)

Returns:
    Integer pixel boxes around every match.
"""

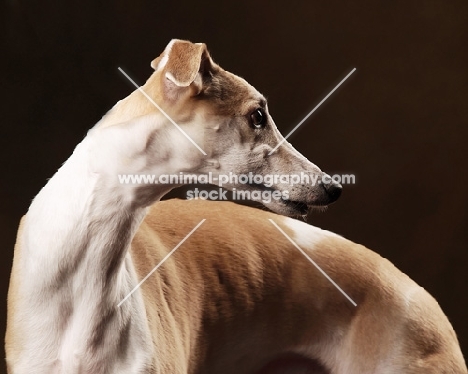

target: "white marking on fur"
[281,216,338,248]
[118,67,207,155]
[270,218,357,306]
[165,71,191,87]
[12,135,154,373]
[156,39,175,71]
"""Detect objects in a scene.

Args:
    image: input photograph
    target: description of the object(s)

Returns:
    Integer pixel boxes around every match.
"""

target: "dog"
[5,39,466,373]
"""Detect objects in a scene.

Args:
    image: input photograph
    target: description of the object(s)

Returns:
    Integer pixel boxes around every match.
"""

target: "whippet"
[6,40,466,373]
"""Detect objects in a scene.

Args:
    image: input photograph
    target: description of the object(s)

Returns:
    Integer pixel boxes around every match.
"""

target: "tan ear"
[151,39,213,95]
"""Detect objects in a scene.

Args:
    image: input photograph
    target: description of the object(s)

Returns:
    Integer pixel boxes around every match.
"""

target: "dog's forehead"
[203,68,266,115]
[230,72,265,103]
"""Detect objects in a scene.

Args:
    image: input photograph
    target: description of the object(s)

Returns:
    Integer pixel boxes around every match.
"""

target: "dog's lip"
[278,198,309,215]
[246,183,310,215]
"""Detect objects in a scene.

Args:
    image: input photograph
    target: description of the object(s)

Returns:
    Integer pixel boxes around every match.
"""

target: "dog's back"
[130,199,467,373]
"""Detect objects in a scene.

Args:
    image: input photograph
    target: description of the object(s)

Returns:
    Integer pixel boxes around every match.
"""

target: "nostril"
[323,181,342,201]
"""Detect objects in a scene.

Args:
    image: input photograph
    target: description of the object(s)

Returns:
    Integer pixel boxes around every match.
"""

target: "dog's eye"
[250,108,266,129]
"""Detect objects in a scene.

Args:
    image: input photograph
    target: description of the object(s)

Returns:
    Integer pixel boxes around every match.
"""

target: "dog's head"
[138,40,342,216]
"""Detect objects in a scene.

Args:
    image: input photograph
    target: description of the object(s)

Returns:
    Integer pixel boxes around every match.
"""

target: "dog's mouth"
[276,198,309,216]
[245,183,312,217]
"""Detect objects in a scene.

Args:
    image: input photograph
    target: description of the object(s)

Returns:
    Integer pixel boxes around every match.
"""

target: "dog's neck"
[18,112,200,370]
[27,117,174,277]
[97,74,163,129]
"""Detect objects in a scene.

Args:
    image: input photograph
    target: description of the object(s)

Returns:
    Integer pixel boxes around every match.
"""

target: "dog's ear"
[151,39,214,99]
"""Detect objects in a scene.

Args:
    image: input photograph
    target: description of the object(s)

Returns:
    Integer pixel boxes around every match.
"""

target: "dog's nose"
[323,179,342,202]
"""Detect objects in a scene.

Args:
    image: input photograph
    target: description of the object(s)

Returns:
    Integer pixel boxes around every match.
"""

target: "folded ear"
[151,39,213,99]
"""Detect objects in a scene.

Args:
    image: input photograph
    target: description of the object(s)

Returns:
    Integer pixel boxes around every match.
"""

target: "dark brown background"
[2,1,467,371]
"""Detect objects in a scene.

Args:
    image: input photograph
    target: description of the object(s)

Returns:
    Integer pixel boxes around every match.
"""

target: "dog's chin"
[237,184,331,219]
[261,198,328,219]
